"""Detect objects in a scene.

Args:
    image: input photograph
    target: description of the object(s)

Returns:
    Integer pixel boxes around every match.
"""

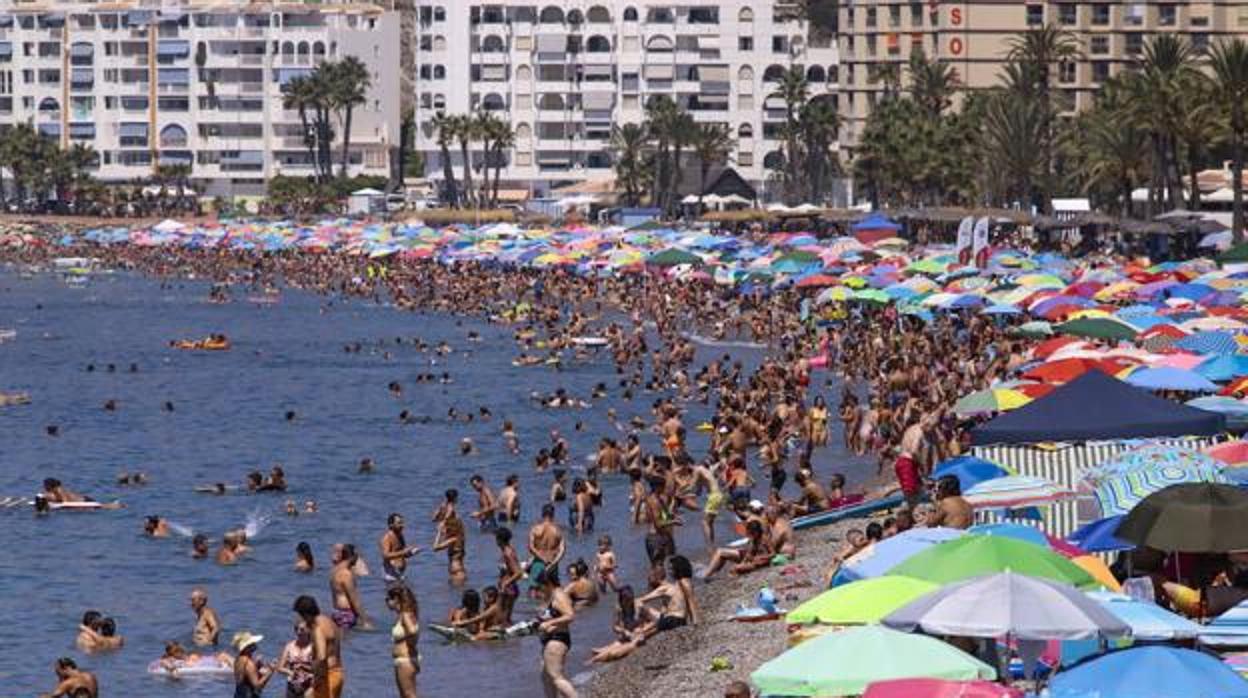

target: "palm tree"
[475,112,513,207]
[980,92,1046,206]
[327,56,371,178]
[1173,73,1222,211]
[799,99,842,203]
[908,48,959,117]
[282,76,321,182]
[1005,24,1081,209]
[1208,38,1248,242]
[1080,100,1150,215]
[609,122,649,207]
[770,67,809,201]
[452,114,478,208]
[667,110,696,217]
[431,112,459,206]
[1135,34,1201,210]
[644,96,680,214]
[691,123,735,212]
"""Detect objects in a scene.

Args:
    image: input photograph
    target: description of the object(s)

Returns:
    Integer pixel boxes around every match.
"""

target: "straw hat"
[232,631,264,651]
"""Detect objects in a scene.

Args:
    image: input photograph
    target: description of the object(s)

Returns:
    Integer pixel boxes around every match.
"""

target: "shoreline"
[586,518,876,698]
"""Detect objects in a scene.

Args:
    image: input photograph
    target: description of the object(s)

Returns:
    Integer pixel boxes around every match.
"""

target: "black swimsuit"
[539,602,572,648]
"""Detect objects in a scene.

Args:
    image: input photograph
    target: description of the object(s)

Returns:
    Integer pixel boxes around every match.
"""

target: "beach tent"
[972,369,1225,445]
[851,213,903,244]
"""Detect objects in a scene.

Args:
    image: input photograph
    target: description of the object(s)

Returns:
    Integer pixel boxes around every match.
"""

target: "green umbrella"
[852,288,891,304]
[887,534,1097,588]
[1012,321,1054,338]
[786,576,938,625]
[777,250,822,264]
[907,258,950,275]
[647,248,703,267]
[1219,243,1248,264]
[750,625,995,697]
[1056,317,1139,341]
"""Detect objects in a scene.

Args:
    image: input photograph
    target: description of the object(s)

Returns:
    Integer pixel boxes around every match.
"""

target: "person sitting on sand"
[587,586,645,664]
[636,555,698,636]
[823,528,870,588]
[702,520,772,580]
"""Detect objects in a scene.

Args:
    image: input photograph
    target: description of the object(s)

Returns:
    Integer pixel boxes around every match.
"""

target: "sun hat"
[232,631,264,651]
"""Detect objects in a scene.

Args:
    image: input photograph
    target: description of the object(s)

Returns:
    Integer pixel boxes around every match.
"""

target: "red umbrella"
[1022,357,1130,384]
[864,678,1022,698]
[1031,336,1087,360]
[1014,382,1056,399]
[795,274,839,288]
[1065,280,1105,298]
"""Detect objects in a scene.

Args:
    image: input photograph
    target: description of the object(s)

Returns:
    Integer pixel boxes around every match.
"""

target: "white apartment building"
[412,1,839,199]
[0,2,401,198]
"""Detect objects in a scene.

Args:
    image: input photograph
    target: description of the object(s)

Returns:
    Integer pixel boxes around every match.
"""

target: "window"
[1090,36,1109,54]
[1058,4,1076,25]
[1125,33,1143,54]
[1058,61,1075,84]
[738,37,753,51]
[1125,3,1145,26]
[889,6,901,26]
[866,34,877,56]
[866,7,877,27]
[623,7,638,22]
[1192,33,1209,51]
[1191,15,1209,27]
[1025,5,1043,26]
[1239,6,1248,27]
[1158,5,1176,26]
[1091,61,1110,83]
[737,151,753,167]
[1092,4,1110,25]
[772,36,788,53]
[910,4,923,26]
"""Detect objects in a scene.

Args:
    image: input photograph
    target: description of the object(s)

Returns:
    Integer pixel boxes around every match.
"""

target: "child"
[594,535,618,592]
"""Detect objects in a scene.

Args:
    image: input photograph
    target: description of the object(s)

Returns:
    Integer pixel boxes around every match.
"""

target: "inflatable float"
[571,337,608,347]
[170,338,231,351]
[148,656,233,678]
[428,620,537,643]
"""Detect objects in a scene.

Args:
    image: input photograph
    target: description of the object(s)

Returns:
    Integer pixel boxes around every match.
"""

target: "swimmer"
[144,516,170,537]
[285,500,299,516]
[191,534,209,559]
[379,513,421,582]
[497,474,521,523]
[304,500,317,513]
[40,657,98,698]
[460,438,477,456]
[329,544,373,630]
[216,532,242,565]
[163,401,175,412]
[190,589,221,646]
[295,542,315,572]
[469,475,498,530]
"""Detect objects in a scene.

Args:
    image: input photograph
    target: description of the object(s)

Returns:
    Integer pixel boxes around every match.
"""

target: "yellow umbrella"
[1066,308,1113,320]
[1072,555,1122,592]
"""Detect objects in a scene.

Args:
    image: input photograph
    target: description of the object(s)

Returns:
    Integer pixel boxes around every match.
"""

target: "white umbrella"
[152,219,186,234]
[883,571,1132,640]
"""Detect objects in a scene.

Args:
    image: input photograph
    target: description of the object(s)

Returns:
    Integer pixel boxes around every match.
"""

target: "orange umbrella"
[1073,555,1122,592]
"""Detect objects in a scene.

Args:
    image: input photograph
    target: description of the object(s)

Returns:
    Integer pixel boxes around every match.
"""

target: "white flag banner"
[972,217,990,268]
[955,216,974,265]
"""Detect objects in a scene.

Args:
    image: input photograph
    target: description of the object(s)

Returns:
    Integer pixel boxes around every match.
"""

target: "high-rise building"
[412,1,839,199]
[838,0,1248,147]
[0,2,401,197]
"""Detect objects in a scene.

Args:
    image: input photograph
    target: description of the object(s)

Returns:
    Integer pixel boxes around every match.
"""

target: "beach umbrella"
[1175,330,1240,355]
[1089,458,1228,518]
[1187,396,1248,430]
[887,535,1097,588]
[786,576,938,625]
[1087,590,1202,640]
[1223,375,1248,396]
[794,273,839,288]
[1056,317,1140,342]
[750,625,996,697]
[1116,482,1248,552]
[968,523,1084,558]
[883,571,1130,640]
[1014,321,1054,338]
[1124,366,1218,392]
[646,248,703,267]
[834,527,968,585]
[1022,357,1126,384]
[1046,646,1248,698]
[1067,515,1133,553]
[932,456,1011,491]
[963,475,1074,509]
[952,388,1032,416]
[862,679,1021,698]
[1071,555,1123,592]
[1201,600,1248,646]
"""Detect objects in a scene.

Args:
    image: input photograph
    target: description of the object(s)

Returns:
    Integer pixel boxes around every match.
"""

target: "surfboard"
[571,337,608,347]
[727,494,906,547]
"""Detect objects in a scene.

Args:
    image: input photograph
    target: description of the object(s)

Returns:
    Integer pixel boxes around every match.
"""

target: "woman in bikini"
[385,586,419,698]
[274,621,314,698]
[534,566,577,698]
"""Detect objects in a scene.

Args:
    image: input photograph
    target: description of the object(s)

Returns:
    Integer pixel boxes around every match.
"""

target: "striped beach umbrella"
[1088,456,1228,518]
[952,388,1033,416]
[963,475,1074,509]
[1174,330,1241,355]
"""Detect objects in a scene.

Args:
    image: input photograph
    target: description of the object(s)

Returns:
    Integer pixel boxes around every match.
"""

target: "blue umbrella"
[1067,515,1133,552]
[981,303,1022,315]
[933,456,1011,491]
[1087,591,1202,641]
[1125,366,1218,392]
[1196,354,1248,381]
[967,522,1050,547]
[833,527,967,586]
[1175,331,1241,355]
[1047,646,1248,698]
[1201,599,1248,647]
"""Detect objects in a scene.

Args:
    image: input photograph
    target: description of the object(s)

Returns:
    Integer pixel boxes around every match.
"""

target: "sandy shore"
[586,517,875,698]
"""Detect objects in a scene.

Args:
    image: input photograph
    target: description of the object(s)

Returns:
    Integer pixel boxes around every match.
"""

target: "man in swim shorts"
[294,595,344,698]
[329,544,371,630]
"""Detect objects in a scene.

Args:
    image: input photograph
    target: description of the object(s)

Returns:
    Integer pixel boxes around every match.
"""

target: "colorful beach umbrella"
[1056,317,1140,341]
[963,475,1074,509]
[887,535,1097,588]
[863,679,1021,698]
[1087,590,1202,640]
[952,388,1032,416]
[786,576,938,626]
[884,571,1131,640]
[1066,515,1133,553]
[834,528,967,585]
[932,456,1011,491]
[1124,366,1218,392]
[750,625,996,697]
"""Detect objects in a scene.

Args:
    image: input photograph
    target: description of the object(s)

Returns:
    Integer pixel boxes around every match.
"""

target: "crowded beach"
[6,213,1248,698]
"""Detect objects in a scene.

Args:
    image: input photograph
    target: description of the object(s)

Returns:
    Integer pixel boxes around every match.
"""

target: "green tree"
[327,56,371,179]
[1005,24,1082,210]
[908,48,959,117]
[282,76,322,182]
[431,112,459,207]
[980,91,1047,206]
[451,114,478,208]
[771,66,810,203]
[1208,38,1248,242]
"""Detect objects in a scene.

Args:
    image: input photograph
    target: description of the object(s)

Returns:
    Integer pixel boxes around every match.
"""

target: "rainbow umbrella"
[952,388,1033,416]
[963,475,1074,509]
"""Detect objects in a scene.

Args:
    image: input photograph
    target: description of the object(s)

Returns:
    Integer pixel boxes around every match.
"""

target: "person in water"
[534,565,578,698]
[494,527,524,625]
[274,620,315,698]
[144,515,170,537]
[232,631,275,698]
[293,595,344,698]
[39,657,98,698]
[379,513,421,583]
[295,542,315,573]
[527,504,566,588]
[191,589,221,646]
[385,585,420,698]
[433,505,467,586]
[329,544,372,630]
